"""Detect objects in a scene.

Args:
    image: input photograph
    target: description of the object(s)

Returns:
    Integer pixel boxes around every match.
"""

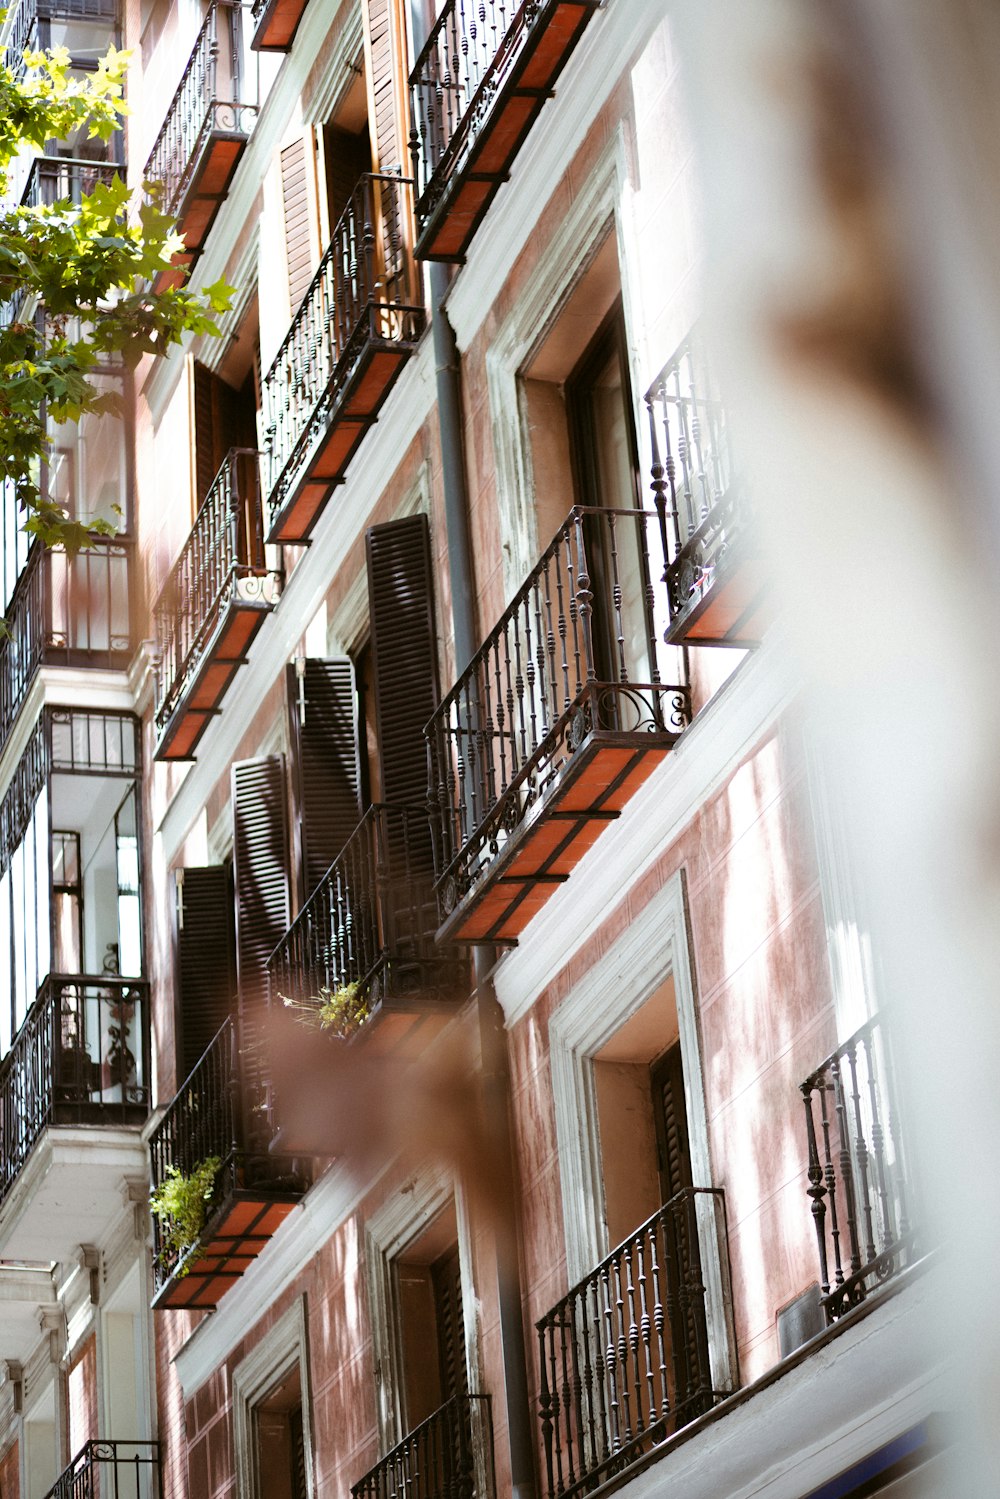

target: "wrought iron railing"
[0,537,131,757]
[351,1394,494,1499]
[2,0,118,74]
[801,1013,916,1324]
[43,1439,161,1499]
[537,1189,730,1499]
[21,156,119,208]
[153,448,277,739]
[143,0,256,217]
[644,334,747,630]
[261,171,423,526]
[425,506,689,917]
[408,0,556,226]
[268,803,463,1025]
[148,1016,304,1289]
[0,976,150,1206]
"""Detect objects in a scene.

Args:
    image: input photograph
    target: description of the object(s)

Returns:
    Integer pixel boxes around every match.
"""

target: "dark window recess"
[193,360,258,504]
[432,1245,470,1407]
[285,657,363,904]
[366,513,440,872]
[323,122,372,232]
[173,865,237,1079]
[233,755,291,1020]
[290,1404,308,1499]
[281,138,313,311]
[566,308,647,687]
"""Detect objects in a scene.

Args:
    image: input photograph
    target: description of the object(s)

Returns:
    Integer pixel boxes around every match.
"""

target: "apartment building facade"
[0,0,946,1496]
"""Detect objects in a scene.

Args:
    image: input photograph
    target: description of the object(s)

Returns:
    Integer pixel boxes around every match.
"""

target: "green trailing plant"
[280,981,370,1040]
[148,1156,221,1271]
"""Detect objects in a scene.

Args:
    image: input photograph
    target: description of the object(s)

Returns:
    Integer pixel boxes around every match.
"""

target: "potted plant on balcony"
[149,1156,221,1275]
[280,981,370,1041]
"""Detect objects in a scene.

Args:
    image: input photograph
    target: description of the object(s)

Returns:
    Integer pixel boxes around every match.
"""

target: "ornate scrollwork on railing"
[801,1012,917,1325]
[153,448,279,738]
[425,506,690,917]
[645,332,750,631]
[143,1,257,217]
[260,171,424,528]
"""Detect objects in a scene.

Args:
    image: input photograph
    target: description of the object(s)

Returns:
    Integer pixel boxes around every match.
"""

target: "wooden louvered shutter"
[361,0,410,171]
[193,361,245,504]
[323,122,373,234]
[232,756,290,1017]
[173,866,237,1081]
[281,138,314,310]
[367,514,439,822]
[431,1245,469,1404]
[651,1042,694,1201]
[651,1043,710,1413]
[286,658,363,903]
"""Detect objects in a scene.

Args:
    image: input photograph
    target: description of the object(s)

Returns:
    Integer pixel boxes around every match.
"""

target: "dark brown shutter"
[431,1245,469,1404]
[285,658,362,902]
[651,1042,694,1201]
[232,756,290,1018]
[193,361,250,503]
[361,0,410,172]
[173,866,237,1081]
[324,123,372,231]
[366,514,439,819]
[281,137,313,310]
[651,1043,709,1412]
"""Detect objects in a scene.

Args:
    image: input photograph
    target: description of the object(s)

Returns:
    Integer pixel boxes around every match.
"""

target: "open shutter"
[232,756,290,1018]
[173,866,237,1081]
[281,137,315,310]
[193,361,252,503]
[286,658,362,902]
[367,514,439,817]
[361,0,411,172]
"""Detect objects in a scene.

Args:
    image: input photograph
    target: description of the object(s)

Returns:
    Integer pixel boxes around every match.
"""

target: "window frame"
[232,1296,316,1499]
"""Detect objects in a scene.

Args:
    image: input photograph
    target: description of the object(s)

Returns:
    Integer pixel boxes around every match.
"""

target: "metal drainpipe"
[429,260,538,1499]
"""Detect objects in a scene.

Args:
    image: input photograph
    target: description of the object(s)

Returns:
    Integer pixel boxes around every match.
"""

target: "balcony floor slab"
[0,1125,147,1264]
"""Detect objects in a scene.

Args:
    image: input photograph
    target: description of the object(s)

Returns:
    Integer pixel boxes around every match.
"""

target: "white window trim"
[549,866,738,1396]
[232,1296,315,1499]
[484,128,630,602]
[365,1168,481,1455]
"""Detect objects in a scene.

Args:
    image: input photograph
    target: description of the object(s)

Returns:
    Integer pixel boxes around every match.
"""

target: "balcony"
[537,1189,731,1499]
[149,1016,307,1310]
[251,0,309,51]
[143,0,257,291]
[21,155,120,208]
[0,977,150,1256]
[801,1013,917,1325]
[44,1440,161,1499]
[644,335,768,648]
[268,805,467,1085]
[408,0,600,262]
[351,1394,495,1499]
[2,0,117,74]
[261,172,424,543]
[425,507,689,945]
[153,449,280,761]
[0,538,131,760]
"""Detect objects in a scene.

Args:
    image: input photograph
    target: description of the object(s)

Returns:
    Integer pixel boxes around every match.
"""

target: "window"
[366,1172,478,1452]
[233,1298,315,1499]
[0,710,142,1053]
